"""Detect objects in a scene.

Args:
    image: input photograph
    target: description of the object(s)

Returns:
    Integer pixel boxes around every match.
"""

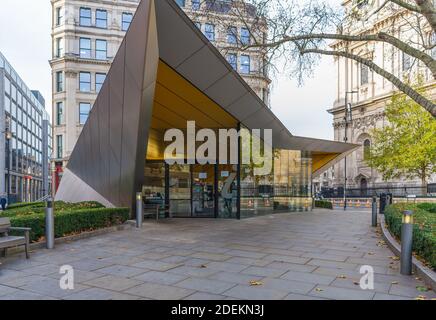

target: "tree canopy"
[367,85,436,185]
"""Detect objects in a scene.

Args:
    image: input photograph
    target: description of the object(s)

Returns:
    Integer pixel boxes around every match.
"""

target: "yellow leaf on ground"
[249,280,263,286]
[315,288,323,292]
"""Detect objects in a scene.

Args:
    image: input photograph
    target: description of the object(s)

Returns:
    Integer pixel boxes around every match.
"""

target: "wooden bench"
[143,203,170,221]
[0,218,31,259]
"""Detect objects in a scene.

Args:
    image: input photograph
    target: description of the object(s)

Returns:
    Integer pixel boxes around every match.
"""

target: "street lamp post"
[343,91,358,211]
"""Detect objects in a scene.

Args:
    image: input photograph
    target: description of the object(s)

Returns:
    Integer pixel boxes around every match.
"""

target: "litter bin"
[379,193,387,214]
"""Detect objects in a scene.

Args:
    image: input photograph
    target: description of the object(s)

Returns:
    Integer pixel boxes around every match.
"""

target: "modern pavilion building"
[55,0,358,219]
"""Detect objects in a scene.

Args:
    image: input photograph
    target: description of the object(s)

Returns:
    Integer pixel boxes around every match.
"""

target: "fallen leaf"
[415,295,427,300]
[249,280,263,286]
[315,288,323,292]
[367,252,375,256]
[389,256,400,261]
[415,277,422,281]
[416,286,429,292]
[391,281,399,285]
[338,275,347,279]
[199,265,207,269]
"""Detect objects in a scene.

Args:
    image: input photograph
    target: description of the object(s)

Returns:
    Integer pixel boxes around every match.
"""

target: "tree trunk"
[421,173,428,197]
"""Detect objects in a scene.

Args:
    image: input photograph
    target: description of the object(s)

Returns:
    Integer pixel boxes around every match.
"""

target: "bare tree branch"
[297,47,436,117]
[239,32,436,78]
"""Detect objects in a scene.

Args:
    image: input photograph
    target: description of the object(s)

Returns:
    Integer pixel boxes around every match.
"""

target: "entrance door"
[192,164,215,217]
[217,165,238,218]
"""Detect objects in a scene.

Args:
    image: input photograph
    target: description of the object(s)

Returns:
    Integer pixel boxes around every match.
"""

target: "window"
[122,13,133,31]
[79,103,91,125]
[79,7,92,26]
[79,38,92,59]
[241,27,250,45]
[95,40,107,60]
[205,23,215,41]
[402,53,412,72]
[361,64,369,85]
[240,55,250,74]
[96,9,107,29]
[227,26,237,44]
[56,72,64,92]
[4,77,10,96]
[56,7,63,26]
[56,135,63,159]
[56,38,64,58]
[79,72,91,92]
[56,102,64,125]
[96,73,106,92]
[227,54,237,70]
[192,0,200,10]
[363,139,371,161]
[175,0,185,7]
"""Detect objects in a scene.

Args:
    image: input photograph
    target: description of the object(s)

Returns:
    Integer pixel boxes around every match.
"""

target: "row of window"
[79,72,107,93]
[226,54,251,74]
[4,77,43,126]
[194,22,251,45]
[359,50,429,86]
[55,71,107,93]
[55,101,91,127]
[55,7,133,32]
[55,38,108,60]
[8,138,44,168]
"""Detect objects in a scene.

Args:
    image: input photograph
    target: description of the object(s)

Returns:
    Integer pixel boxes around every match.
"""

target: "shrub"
[7,201,45,210]
[384,203,435,270]
[417,202,436,213]
[7,204,129,242]
[315,200,333,209]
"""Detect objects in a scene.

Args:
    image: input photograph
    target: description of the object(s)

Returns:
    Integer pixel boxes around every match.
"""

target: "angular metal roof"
[55,0,358,208]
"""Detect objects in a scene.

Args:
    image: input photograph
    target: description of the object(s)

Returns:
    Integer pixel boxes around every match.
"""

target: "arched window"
[363,139,371,160]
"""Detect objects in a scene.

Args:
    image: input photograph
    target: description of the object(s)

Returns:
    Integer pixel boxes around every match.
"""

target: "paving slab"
[1,208,430,300]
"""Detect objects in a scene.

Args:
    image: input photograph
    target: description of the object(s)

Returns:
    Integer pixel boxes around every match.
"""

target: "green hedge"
[384,203,435,270]
[3,202,129,242]
[417,203,436,213]
[9,207,130,242]
[315,200,333,209]
[7,201,45,210]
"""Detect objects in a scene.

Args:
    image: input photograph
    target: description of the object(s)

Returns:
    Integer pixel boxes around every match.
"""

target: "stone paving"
[0,208,435,300]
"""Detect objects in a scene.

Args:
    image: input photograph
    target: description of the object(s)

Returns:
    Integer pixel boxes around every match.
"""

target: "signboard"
[221,171,229,177]
[199,173,207,179]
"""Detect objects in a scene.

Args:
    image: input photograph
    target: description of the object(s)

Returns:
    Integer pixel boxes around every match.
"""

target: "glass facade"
[0,52,52,203]
[141,126,313,219]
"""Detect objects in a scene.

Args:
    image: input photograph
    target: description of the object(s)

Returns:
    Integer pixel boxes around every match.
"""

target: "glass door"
[217,164,238,218]
[192,164,215,217]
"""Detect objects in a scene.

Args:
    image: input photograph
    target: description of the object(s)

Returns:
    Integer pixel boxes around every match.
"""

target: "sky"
[0,0,335,140]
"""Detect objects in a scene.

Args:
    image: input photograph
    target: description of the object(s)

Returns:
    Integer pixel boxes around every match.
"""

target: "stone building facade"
[50,0,270,190]
[326,0,436,190]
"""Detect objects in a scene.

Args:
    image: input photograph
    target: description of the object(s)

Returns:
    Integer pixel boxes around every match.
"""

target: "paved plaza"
[0,209,434,300]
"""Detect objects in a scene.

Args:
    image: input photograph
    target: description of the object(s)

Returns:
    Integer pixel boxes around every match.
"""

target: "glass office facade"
[0,52,52,203]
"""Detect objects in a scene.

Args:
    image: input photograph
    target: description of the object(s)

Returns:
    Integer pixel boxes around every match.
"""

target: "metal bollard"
[371,196,377,227]
[136,192,143,228]
[400,210,414,275]
[45,197,54,249]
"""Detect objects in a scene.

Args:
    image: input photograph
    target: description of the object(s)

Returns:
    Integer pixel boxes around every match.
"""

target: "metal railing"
[320,184,436,198]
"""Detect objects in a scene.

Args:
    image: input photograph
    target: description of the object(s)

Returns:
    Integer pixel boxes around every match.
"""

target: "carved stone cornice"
[333,111,385,130]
